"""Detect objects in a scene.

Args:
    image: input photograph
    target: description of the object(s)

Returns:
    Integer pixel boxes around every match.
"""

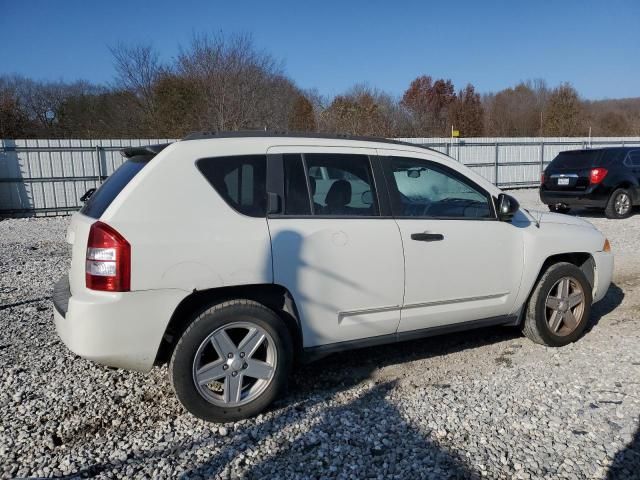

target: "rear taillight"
[86,221,130,292]
[589,168,608,184]
[540,172,546,185]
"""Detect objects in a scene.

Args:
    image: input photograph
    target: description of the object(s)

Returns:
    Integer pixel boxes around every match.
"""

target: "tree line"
[1,33,639,139]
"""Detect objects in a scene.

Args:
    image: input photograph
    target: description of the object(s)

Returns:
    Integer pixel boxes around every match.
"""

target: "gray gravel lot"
[1,190,639,479]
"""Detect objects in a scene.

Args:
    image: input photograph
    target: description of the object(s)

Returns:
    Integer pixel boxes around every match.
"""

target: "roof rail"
[181,130,437,152]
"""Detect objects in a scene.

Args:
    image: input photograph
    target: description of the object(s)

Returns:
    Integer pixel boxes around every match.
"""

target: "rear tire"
[604,188,633,219]
[548,204,571,214]
[170,299,292,422]
[522,262,592,347]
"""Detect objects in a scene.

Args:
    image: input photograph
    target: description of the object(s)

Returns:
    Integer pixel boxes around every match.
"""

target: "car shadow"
[286,323,521,400]
[586,282,625,332]
[568,207,639,220]
[180,381,476,479]
[607,422,640,479]
[287,282,625,398]
[0,139,33,217]
[54,380,478,479]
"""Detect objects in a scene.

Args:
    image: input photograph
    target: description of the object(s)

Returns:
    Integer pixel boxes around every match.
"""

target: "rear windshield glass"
[80,155,151,218]
[549,151,602,169]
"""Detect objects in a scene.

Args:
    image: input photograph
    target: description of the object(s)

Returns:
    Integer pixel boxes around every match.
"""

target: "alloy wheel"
[192,322,277,407]
[544,276,586,336]
[614,193,631,216]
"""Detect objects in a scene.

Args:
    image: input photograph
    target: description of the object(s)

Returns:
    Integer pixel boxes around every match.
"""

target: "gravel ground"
[1,191,639,479]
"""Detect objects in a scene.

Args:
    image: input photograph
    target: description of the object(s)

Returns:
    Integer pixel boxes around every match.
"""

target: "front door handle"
[410,233,444,242]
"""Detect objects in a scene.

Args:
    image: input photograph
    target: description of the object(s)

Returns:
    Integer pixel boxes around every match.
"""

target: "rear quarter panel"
[99,140,273,292]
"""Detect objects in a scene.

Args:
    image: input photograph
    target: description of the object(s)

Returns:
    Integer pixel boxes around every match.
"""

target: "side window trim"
[370,155,393,217]
[266,153,284,208]
[300,154,316,215]
[380,155,497,221]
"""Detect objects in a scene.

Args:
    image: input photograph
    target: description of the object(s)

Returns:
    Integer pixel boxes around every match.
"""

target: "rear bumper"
[539,188,609,208]
[592,251,614,303]
[53,277,187,372]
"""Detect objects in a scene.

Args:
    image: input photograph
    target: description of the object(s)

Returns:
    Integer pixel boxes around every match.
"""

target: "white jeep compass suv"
[53,132,614,422]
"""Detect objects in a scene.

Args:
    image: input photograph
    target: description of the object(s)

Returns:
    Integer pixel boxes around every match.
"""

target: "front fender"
[512,223,605,315]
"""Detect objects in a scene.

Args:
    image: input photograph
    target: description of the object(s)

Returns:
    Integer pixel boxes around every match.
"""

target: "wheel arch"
[155,283,303,367]
[613,180,640,204]
[519,252,595,324]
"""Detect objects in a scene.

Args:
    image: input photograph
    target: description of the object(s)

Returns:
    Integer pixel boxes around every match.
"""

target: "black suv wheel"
[605,188,633,219]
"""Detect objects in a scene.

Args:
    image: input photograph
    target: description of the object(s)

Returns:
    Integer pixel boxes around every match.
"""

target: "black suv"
[540,147,640,219]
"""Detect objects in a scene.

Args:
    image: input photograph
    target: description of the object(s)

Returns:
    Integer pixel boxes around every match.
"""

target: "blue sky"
[1,0,638,100]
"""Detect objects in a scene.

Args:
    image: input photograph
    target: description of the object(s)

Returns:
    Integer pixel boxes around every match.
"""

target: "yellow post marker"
[452,129,460,137]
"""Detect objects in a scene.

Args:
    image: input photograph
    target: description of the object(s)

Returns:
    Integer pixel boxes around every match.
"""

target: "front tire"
[522,262,592,347]
[170,299,292,422]
[605,188,633,219]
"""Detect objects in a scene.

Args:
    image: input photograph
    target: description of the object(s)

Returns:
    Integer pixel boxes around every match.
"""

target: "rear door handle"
[410,233,444,242]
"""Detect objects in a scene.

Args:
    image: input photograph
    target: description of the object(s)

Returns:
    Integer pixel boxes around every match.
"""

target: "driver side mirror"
[496,193,519,222]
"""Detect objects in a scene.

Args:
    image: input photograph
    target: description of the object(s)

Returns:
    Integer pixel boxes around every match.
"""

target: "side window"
[386,157,493,219]
[197,155,267,217]
[281,153,378,216]
[628,151,640,167]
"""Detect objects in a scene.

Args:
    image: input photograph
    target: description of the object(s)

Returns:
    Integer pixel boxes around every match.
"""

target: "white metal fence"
[1,136,640,217]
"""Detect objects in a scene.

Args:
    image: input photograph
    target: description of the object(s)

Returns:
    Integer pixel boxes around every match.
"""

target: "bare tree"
[320,84,398,136]
[176,33,293,131]
[0,78,30,137]
[484,83,542,136]
[109,43,162,129]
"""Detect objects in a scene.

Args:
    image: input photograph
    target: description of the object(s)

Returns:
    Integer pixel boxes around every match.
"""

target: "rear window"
[628,150,640,167]
[549,150,602,169]
[80,155,151,219]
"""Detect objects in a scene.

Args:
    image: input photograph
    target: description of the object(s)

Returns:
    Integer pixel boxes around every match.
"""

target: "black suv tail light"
[589,168,608,185]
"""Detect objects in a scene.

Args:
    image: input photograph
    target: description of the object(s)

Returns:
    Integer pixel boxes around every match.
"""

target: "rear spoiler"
[120,143,171,158]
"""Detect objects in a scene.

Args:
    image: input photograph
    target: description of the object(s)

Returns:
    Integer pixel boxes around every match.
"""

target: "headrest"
[325,180,352,207]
